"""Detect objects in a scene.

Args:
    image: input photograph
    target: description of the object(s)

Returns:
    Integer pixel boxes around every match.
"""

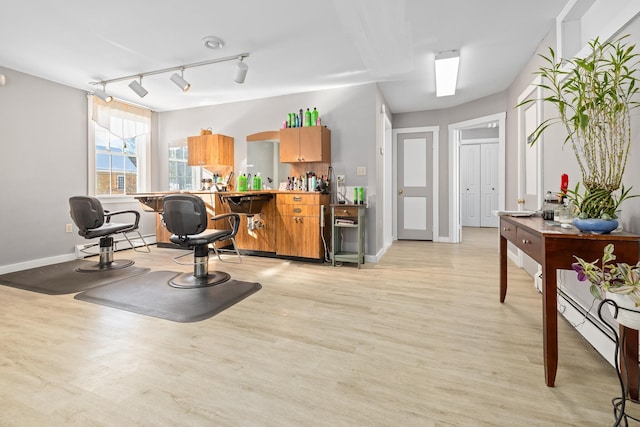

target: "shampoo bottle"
[304,108,311,127]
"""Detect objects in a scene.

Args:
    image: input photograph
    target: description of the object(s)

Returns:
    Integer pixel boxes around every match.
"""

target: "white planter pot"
[605,291,640,330]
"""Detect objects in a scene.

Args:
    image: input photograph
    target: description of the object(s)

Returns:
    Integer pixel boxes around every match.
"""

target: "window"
[168,145,196,190]
[88,97,151,196]
[116,174,125,191]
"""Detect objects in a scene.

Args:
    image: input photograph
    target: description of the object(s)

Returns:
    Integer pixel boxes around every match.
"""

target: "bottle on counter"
[253,173,262,191]
[542,190,556,220]
[359,187,364,205]
[299,109,304,128]
[353,187,359,204]
[238,173,247,192]
[311,107,319,126]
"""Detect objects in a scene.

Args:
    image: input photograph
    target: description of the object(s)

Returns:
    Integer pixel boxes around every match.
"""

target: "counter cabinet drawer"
[277,193,321,205]
[276,204,320,217]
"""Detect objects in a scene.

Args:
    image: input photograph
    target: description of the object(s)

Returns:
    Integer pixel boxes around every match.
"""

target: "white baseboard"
[0,235,156,275]
[0,253,77,275]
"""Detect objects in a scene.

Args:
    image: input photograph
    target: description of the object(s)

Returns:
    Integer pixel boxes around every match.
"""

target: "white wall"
[0,67,88,266]
[0,67,154,270]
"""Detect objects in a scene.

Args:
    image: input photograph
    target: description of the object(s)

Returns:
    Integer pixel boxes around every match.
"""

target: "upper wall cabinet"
[187,134,234,167]
[280,127,331,163]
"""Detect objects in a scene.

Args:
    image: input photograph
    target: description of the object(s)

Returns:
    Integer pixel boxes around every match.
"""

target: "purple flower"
[572,262,587,282]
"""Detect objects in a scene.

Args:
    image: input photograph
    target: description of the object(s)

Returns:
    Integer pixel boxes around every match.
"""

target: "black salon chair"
[162,194,241,288]
[69,196,149,272]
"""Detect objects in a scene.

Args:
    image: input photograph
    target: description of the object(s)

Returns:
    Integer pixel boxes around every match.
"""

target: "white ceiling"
[0,0,569,113]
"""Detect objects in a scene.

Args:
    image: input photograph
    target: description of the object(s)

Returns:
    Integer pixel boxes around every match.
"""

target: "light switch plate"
[356,166,366,176]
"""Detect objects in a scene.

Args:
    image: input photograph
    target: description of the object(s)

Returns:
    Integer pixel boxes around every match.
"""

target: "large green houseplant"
[521,35,640,222]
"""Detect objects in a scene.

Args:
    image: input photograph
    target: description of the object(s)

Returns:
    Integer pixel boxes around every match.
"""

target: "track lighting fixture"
[234,57,248,84]
[94,83,113,103]
[90,53,249,99]
[170,69,190,92]
[128,76,148,98]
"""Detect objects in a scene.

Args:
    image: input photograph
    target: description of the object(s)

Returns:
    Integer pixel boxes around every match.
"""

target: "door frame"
[517,77,544,215]
[392,126,440,241]
[449,112,506,243]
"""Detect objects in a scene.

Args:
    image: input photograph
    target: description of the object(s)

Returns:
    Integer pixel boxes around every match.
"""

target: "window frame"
[87,95,151,199]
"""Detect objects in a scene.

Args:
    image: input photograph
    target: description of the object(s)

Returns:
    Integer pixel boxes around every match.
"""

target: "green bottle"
[304,108,311,127]
[253,173,262,191]
[238,173,247,192]
[311,107,319,126]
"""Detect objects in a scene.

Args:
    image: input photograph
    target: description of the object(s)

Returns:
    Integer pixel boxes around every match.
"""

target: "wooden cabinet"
[218,192,277,253]
[187,134,234,167]
[279,127,331,163]
[276,193,330,259]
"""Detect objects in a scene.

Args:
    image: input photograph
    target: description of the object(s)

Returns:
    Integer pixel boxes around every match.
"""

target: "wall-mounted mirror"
[246,131,289,190]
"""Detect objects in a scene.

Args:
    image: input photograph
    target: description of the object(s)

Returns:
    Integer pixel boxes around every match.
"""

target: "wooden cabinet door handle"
[522,239,531,244]
[293,196,302,202]
[293,208,302,213]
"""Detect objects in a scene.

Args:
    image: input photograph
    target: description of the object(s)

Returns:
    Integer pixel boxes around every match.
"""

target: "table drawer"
[500,220,517,242]
[334,206,359,217]
[516,228,542,260]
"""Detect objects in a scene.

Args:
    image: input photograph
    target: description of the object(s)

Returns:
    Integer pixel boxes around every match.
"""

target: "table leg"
[542,261,558,387]
[500,235,507,303]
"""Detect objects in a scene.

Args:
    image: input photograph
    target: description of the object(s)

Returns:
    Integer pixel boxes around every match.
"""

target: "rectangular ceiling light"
[435,51,460,97]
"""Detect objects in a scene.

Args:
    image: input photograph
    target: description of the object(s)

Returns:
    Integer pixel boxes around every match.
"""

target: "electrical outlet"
[65,223,73,233]
[356,166,366,176]
[336,175,345,184]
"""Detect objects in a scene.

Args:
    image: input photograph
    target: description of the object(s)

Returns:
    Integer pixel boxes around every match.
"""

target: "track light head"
[128,77,148,98]
[234,58,248,84]
[94,84,113,103]
[170,70,190,92]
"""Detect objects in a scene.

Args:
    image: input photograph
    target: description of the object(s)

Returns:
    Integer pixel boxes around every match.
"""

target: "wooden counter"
[133,190,330,260]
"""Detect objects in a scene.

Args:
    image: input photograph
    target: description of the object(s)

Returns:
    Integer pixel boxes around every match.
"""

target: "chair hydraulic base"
[169,245,231,288]
[169,271,231,289]
[75,236,135,272]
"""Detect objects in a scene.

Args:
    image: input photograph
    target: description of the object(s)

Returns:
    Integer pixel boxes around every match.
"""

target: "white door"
[460,142,499,227]
[397,132,433,240]
[518,80,543,212]
[461,144,481,226]
[480,143,499,227]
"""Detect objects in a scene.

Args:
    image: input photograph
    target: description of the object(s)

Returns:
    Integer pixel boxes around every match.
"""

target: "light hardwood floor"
[0,228,630,426]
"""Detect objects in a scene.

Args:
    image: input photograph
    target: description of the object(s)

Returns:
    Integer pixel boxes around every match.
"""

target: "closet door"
[480,143,499,227]
[460,144,480,227]
[461,142,499,228]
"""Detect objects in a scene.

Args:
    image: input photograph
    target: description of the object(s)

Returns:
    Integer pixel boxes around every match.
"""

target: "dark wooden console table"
[499,215,640,398]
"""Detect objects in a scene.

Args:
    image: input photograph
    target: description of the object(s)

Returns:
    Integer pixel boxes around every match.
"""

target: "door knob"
[399,189,404,195]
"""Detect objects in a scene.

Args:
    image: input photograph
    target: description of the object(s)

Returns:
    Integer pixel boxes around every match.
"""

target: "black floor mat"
[0,260,149,295]
[74,271,262,322]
